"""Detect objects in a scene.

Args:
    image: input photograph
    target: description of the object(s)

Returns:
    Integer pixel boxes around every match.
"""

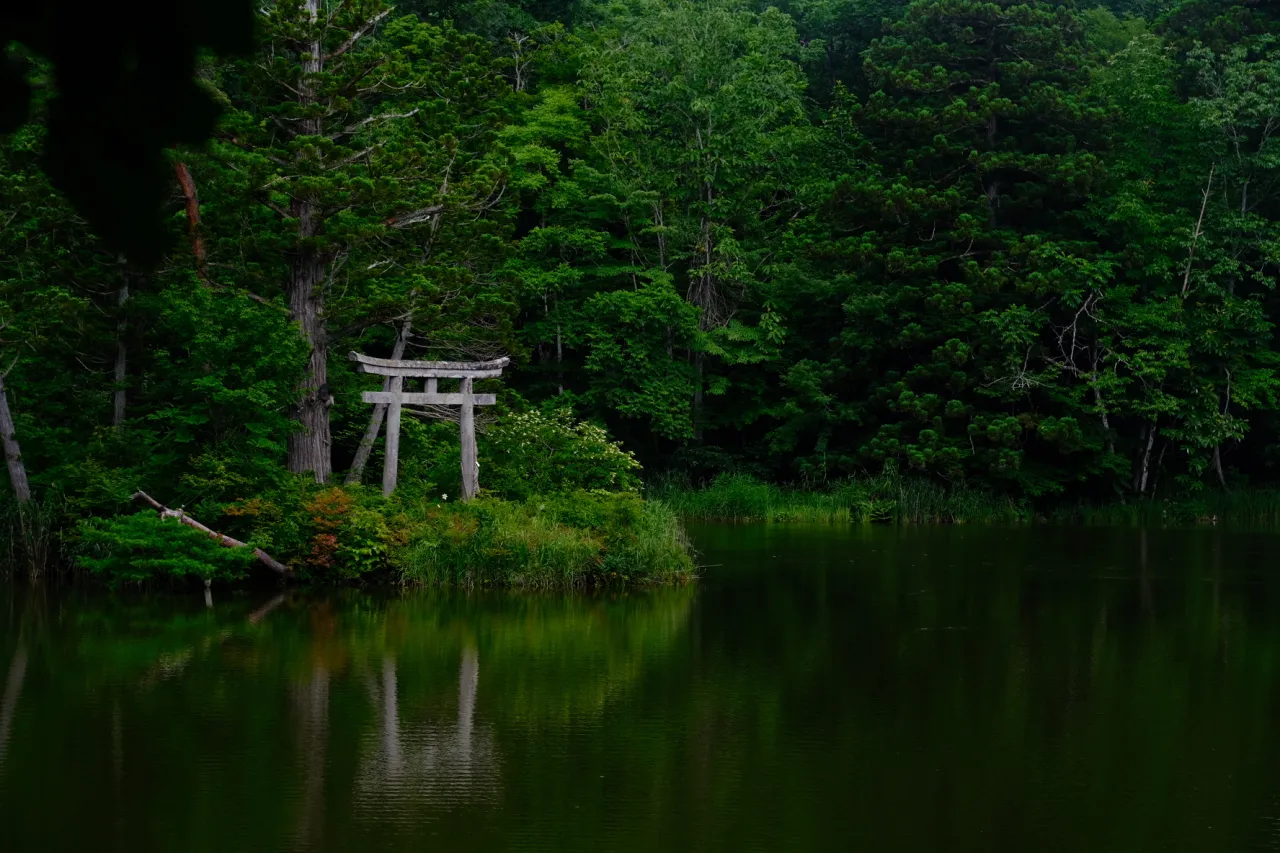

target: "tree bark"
[1182,165,1214,297]
[287,255,332,483]
[1151,441,1169,497]
[346,317,411,486]
[173,161,208,282]
[555,320,563,395]
[287,0,333,483]
[1213,444,1228,490]
[1091,379,1114,456]
[113,272,130,430]
[0,374,31,503]
[1137,421,1156,495]
[692,351,705,443]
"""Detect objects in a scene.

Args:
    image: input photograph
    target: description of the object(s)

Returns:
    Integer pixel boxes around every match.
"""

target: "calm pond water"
[3,524,1280,852]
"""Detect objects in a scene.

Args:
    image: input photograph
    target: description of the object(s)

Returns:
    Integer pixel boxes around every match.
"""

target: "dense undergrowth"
[1,409,695,589]
[393,492,693,587]
[654,473,1031,524]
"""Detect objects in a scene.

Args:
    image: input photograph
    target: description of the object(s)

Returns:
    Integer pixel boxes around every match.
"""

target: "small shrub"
[297,487,391,580]
[221,483,392,581]
[482,409,642,499]
[76,512,254,587]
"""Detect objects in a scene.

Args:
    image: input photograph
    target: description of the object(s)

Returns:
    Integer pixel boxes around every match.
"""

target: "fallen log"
[132,490,292,577]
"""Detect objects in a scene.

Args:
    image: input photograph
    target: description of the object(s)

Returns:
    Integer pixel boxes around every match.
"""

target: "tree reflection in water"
[0,583,695,851]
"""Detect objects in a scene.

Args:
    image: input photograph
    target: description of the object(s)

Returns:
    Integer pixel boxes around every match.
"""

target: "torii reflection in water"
[290,644,499,851]
[353,646,500,812]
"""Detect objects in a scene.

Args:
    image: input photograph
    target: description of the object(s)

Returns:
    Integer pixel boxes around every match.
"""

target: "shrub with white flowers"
[481,409,642,498]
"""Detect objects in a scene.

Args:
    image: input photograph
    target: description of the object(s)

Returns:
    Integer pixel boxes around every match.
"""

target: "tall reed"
[0,493,66,579]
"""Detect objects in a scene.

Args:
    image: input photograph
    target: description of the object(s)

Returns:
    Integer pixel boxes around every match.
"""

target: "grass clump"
[1050,488,1280,526]
[392,490,695,588]
[655,472,1030,524]
[0,492,66,579]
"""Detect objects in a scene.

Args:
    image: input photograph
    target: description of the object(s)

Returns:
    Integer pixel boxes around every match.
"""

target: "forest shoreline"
[2,490,697,589]
[656,474,1280,527]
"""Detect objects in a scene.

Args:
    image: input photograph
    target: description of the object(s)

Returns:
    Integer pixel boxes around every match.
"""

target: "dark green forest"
[2,0,1279,581]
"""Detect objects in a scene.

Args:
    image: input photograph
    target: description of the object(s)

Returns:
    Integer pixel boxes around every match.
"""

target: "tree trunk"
[113,273,130,430]
[287,0,332,483]
[1088,352,1113,455]
[1151,441,1169,497]
[1213,444,1228,491]
[1137,421,1156,495]
[287,247,332,483]
[173,161,208,282]
[1092,380,1114,456]
[688,181,716,444]
[692,351,704,443]
[555,321,563,395]
[346,317,411,485]
[0,374,31,503]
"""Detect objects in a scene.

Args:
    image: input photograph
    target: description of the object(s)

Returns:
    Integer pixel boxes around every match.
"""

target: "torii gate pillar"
[350,353,509,499]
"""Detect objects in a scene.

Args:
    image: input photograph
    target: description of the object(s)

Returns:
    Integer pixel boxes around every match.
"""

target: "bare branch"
[333,108,419,140]
[328,145,380,170]
[324,9,391,60]
[260,197,290,219]
[385,204,444,229]
[270,115,301,138]
[1182,164,1215,297]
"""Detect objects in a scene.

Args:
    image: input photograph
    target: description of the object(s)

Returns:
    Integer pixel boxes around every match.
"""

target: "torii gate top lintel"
[350,350,508,499]
[349,352,510,379]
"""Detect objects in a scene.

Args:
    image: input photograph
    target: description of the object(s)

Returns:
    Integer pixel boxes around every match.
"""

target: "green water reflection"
[4,525,1280,852]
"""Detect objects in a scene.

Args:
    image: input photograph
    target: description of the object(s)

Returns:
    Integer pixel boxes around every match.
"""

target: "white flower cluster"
[493,410,641,469]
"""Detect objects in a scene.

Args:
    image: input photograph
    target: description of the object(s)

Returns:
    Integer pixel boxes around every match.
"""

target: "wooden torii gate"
[350,352,509,499]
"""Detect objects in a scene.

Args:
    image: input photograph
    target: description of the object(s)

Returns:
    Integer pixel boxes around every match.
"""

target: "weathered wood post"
[459,378,478,501]
[346,317,412,486]
[350,353,508,499]
[382,374,403,498]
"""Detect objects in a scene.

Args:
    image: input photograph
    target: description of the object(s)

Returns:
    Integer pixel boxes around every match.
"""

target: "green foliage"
[76,512,254,586]
[393,490,694,586]
[13,0,1280,586]
[220,483,393,582]
[483,408,643,498]
[656,472,1030,524]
